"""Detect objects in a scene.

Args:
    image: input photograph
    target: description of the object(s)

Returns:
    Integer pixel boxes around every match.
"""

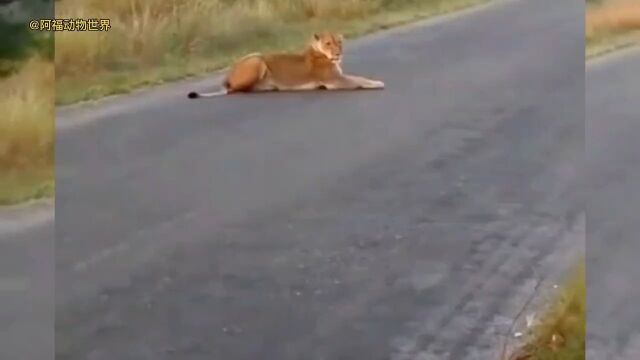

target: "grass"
[0,57,55,206]
[586,0,640,58]
[55,0,488,105]
[505,261,585,360]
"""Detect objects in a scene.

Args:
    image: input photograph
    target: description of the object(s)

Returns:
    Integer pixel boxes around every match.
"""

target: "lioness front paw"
[370,80,385,89]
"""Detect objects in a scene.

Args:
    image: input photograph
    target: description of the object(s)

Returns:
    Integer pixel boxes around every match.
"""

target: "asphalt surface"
[5,0,587,359]
[0,203,54,360]
[586,48,640,360]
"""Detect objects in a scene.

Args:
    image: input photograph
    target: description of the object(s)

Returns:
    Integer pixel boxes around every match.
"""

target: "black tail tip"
[187,92,199,99]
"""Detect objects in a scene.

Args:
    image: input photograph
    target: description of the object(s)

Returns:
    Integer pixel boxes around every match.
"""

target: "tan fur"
[188,32,384,98]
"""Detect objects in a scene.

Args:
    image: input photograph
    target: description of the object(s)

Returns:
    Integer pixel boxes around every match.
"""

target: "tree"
[0,0,53,75]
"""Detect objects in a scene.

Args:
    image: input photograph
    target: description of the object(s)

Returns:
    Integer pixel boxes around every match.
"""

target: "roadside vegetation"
[55,0,487,105]
[0,4,55,206]
[586,0,640,58]
[505,261,585,360]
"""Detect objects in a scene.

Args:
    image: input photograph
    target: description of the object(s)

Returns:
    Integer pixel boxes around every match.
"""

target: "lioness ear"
[313,33,320,41]
[338,34,344,41]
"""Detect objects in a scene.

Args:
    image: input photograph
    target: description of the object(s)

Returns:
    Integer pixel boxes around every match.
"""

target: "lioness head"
[312,32,344,63]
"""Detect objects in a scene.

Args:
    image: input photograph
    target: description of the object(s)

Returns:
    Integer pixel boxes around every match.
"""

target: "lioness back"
[262,54,314,86]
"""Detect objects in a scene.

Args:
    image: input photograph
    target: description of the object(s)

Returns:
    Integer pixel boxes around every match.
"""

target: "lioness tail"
[187,89,228,99]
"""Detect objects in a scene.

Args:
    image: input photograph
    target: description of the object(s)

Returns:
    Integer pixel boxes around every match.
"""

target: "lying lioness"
[187,32,384,99]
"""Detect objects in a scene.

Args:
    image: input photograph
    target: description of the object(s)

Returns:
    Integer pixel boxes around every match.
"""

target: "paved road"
[586,48,640,360]
[51,0,586,359]
[0,203,54,360]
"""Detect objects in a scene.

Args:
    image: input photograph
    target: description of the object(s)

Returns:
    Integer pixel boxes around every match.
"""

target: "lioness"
[187,32,384,99]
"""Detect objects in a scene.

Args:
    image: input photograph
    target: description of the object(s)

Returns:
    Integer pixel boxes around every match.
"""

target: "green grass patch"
[586,30,640,59]
[0,170,55,206]
[507,261,585,360]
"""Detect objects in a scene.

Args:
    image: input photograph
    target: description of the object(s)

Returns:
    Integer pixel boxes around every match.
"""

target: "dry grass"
[506,261,585,360]
[0,57,55,205]
[586,0,640,57]
[55,0,486,104]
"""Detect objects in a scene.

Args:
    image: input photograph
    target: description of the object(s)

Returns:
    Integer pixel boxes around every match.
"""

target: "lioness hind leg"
[224,55,268,93]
